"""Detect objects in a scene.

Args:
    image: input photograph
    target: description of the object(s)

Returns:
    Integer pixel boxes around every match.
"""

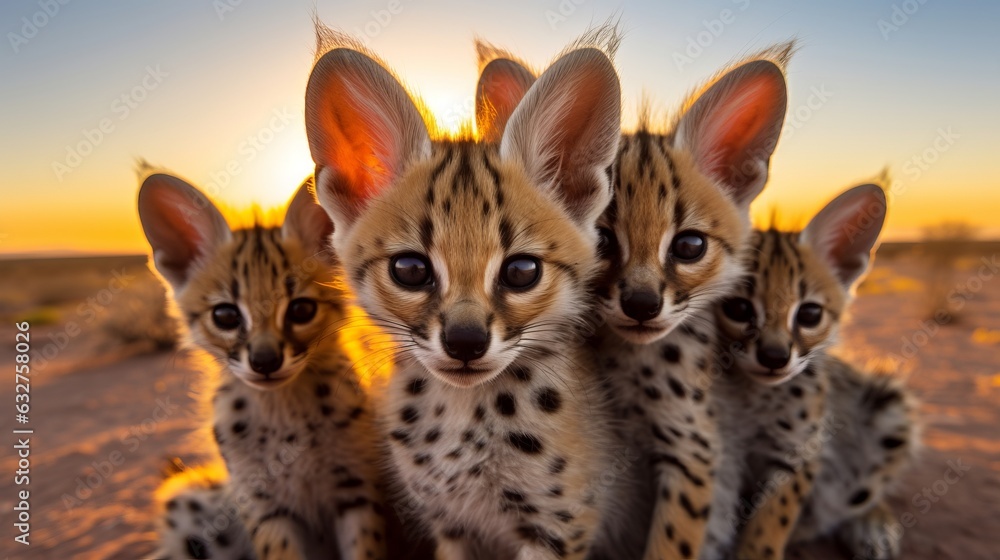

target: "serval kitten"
[305,43,622,559]
[710,184,919,560]
[140,175,386,560]
[475,44,793,560]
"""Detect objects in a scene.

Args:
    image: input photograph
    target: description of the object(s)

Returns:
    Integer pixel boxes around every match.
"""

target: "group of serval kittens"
[138,22,920,560]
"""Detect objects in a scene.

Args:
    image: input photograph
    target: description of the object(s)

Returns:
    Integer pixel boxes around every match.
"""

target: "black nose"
[442,325,490,363]
[757,345,791,370]
[249,346,283,375]
[620,289,663,322]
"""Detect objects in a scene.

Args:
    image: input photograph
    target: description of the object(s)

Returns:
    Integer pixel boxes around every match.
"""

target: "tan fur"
[307,41,623,559]
[588,50,791,560]
[709,186,918,560]
[140,175,388,560]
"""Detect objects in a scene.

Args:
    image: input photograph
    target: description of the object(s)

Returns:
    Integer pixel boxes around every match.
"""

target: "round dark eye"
[796,303,823,328]
[390,254,432,288]
[501,255,541,290]
[212,304,242,330]
[722,298,754,323]
[671,231,707,263]
[597,227,618,258]
[286,298,317,324]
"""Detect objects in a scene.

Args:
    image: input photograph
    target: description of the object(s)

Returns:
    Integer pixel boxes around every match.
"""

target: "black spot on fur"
[517,524,567,557]
[315,383,331,398]
[508,432,543,454]
[549,457,567,474]
[849,488,871,506]
[401,406,419,424]
[407,378,427,395]
[650,453,705,486]
[389,429,412,445]
[496,393,516,416]
[535,388,562,413]
[337,477,364,489]
[667,377,686,398]
[662,343,681,363]
[881,436,906,449]
[185,536,210,559]
[503,489,525,502]
[509,364,532,382]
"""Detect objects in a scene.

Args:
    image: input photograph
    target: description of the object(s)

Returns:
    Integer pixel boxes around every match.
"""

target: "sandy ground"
[0,249,998,559]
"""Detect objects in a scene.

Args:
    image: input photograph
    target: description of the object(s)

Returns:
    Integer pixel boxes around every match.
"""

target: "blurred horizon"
[2,0,998,257]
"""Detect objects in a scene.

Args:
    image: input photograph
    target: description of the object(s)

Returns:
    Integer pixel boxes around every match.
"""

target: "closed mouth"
[441,365,491,376]
[619,323,667,334]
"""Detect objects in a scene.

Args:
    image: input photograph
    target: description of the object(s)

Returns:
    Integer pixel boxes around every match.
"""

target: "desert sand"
[0,246,998,559]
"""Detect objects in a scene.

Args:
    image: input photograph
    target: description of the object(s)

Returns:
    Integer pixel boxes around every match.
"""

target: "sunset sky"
[1,0,998,256]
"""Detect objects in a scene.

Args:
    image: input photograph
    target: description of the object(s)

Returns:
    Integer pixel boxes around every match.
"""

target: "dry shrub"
[98,272,178,351]
[917,221,979,324]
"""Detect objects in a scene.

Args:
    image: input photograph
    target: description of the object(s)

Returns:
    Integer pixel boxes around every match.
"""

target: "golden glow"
[337,303,395,390]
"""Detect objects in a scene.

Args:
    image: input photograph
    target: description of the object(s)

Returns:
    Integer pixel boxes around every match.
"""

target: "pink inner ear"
[697,76,784,180]
[140,185,213,278]
[312,75,398,204]
[477,60,535,141]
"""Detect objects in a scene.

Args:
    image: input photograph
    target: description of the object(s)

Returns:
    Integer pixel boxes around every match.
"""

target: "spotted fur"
[153,464,254,560]
[139,175,387,560]
[597,48,792,560]
[708,184,919,560]
[306,40,623,559]
[473,43,792,559]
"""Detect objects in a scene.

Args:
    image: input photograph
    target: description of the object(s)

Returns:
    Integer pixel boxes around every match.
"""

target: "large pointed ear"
[282,178,334,261]
[500,47,620,226]
[305,48,431,235]
[673,59,787,208]
[801,184,887,289]
[137,173,231,288]
[476,57,535,143]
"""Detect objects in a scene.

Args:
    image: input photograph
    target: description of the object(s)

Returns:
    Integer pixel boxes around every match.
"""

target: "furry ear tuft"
[802,184,888,289]
[305,47,430,236]
[282,177,334,261]
[500,47,621,226]
[137,173,232,288]
[476,56,535,143]
[673,55,789,208]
